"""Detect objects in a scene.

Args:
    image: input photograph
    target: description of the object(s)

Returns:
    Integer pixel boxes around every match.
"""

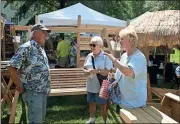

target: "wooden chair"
[1,65,87,123]
[1,61,20,123]
[1,61,13,108]
[49,68,87,96]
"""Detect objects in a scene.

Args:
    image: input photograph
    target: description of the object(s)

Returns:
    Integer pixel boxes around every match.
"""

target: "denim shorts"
[87,92,107,104]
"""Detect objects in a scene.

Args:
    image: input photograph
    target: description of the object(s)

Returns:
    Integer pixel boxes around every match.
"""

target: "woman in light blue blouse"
[83,36,113,124]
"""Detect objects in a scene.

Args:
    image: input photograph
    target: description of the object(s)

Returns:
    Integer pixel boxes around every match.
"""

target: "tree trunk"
[60,0,66,9]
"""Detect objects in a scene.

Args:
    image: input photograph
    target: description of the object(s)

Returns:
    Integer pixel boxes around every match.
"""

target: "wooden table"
[120,106,178,123]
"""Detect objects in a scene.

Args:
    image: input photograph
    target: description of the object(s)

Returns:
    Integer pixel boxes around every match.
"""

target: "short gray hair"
[29,31,35,40]
[91,36,103,47]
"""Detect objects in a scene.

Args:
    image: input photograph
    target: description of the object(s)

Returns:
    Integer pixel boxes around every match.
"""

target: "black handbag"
[91,56,108,86]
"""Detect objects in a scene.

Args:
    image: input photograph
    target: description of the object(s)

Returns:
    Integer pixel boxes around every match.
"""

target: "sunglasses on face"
[89,44,96,47]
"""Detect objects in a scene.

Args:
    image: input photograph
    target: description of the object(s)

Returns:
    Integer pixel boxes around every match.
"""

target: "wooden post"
[26,25,32,41]
[102,28,113,55]
[76,15,81,67]
[0,17,1,41]
[9,90,20,123]
[2,18,6,60]
[10,25,18,52]
[35,15,38,24]
[147,73,152,102]
[162,45,168,88]
[126,19,130,26]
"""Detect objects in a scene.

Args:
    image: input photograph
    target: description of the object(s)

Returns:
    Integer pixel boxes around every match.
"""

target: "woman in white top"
[83,36,113,124]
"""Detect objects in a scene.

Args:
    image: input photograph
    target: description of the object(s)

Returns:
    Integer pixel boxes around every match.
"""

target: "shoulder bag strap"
[91,56,96,69]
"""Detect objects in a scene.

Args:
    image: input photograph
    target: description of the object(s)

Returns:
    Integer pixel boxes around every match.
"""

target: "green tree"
[3,0,180,25]
[144,1,180,11]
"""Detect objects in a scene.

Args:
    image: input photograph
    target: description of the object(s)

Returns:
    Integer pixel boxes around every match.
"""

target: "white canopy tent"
[37,3,126,27]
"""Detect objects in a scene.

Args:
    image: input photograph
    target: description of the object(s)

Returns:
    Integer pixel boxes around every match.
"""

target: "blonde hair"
[119,28,138,47]
[91,36,103,47]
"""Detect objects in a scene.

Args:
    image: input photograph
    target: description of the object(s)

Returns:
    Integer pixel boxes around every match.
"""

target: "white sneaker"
[86,118,95,124]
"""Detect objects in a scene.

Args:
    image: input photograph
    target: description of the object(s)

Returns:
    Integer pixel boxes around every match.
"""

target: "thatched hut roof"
[127,10,180,48]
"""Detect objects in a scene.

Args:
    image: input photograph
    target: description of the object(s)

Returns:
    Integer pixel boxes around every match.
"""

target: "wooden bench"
[161,93,180,123]
[49,68,87,96]
[120,105,178,123]
[120,93,180,123]
[151,87,179,100]
[1,61,10,71]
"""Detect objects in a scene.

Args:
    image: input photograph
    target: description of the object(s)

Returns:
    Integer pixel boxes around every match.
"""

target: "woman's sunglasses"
[89,44,96,47]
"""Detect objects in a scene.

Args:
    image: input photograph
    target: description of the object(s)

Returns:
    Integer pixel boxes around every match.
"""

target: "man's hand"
[7,66,24,93]
[16,86,24,94]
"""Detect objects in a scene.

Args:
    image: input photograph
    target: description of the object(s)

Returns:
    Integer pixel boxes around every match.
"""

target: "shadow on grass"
[1,115,10,124]
[45,104,89,122]
[109,106,121,124]
[47,95,87,107]
[18,96,27,123]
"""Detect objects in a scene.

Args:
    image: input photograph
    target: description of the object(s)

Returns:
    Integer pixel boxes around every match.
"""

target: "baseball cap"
[31,24,51,33]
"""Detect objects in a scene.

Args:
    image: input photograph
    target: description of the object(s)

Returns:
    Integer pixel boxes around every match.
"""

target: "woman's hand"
[83,69,92,76]
[112,81,118,88]
[90,69,99,74]
[104,52,116,62]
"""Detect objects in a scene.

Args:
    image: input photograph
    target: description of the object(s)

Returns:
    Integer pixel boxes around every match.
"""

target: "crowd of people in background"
[45,35,77,68]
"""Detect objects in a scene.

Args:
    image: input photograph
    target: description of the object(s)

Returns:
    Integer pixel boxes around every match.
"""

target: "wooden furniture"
[1,24,16,60]
[119,73,178,123]
[161,93,180,123]
[49,68,87,96]
[1,17,5,60]
[1,61,20,123]
[120,106,178,123]
[151,87,179,100]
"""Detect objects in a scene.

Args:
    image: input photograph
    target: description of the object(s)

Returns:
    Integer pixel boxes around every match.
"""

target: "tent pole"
[162,44,168,88]
[26,25,32,42]
[2,18,6,60]
[76,15,81,67]
[102,28,113,55]
[10,25,18,52]
[35,15,38,24]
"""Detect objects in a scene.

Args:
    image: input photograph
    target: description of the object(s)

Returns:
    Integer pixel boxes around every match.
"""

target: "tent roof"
[37,3,126,27]
[128,10,180,36]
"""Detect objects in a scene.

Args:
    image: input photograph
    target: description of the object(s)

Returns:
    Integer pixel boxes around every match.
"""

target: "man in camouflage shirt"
[7,24,51,123]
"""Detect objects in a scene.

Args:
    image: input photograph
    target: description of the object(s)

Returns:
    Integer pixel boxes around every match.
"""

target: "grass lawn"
[1,95,122,123]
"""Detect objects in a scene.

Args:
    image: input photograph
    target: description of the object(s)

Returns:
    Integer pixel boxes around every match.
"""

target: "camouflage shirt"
[8,40,51,93]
